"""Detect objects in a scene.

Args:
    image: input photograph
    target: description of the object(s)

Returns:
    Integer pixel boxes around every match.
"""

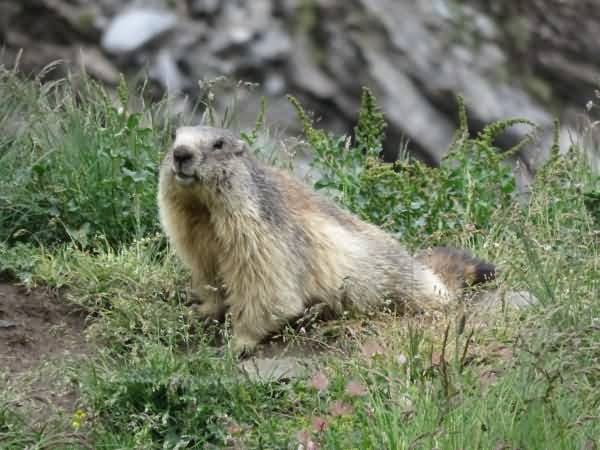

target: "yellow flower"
[71,409,87,430]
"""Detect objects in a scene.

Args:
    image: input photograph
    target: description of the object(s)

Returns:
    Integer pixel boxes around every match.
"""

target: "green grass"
[1,65,599,449]
[0,65,174,247]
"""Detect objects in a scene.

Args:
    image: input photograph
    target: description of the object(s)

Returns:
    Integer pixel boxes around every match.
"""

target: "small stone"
[505,291,539,309]
[101,8,177,54]
[150,50,186,94]
[264,73,286,95]
[239,357,309,382]
[473,13,499,40]
[189,0,221,16]
[474,289,539,312]
[230,27,254,45]
[0,320,17,329]
[77,47,120,85]
[251,28,292,62]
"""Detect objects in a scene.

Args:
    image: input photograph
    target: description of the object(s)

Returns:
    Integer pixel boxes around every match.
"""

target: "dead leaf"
[431,351,444,366]
[494,346,514,361]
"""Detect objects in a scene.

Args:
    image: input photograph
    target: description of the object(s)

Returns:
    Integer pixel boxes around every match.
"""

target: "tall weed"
[290,89,535,247]
[0,66,173,247]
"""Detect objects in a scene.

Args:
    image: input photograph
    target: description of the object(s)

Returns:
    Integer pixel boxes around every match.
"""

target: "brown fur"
[157,126,496,355]
[415,246,496,293]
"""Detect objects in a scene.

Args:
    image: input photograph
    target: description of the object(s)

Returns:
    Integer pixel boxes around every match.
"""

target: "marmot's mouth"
[174,172,198,185]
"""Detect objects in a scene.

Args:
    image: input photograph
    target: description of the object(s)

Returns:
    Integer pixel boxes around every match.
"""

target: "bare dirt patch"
[0,282,89,421]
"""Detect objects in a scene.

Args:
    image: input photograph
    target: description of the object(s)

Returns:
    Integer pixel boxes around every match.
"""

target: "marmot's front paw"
[231,334,260,359]
[190,301,226,322]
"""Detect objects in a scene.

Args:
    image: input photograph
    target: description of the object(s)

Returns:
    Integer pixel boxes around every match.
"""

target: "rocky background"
[2,0,599,186]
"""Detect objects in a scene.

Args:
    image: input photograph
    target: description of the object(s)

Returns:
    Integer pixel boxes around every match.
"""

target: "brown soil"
[0,282,89,421]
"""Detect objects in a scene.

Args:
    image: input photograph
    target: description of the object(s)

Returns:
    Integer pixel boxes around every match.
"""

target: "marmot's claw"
[190,301,226,322]
[236,348,252,360]
[231,336,259,360]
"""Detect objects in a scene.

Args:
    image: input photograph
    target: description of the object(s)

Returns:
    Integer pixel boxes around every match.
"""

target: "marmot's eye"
[213,138,225,150]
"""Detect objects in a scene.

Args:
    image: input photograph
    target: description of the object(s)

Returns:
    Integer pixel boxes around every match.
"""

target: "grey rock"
[150,50,186,94]
[0,320,17,329]
[475,290,540,312]
[214,0,272,51]
[189,0,221,16]
[472,11,500,41]
[421,55,552,129]
[476,43,507,70]
[264,73,286,96]
[239,356,311,382]
[360,0,436,68]
[229,27,254,46]
[251,27,292,63]
[77,46,120,85]
[456,4,500,41]
[0,1,20,24]
[364,49,456,162]
[208,30,252,56]
[506,291,539,309]
[7,0,590,182]
[288,35,338,100]
[101,8,177,54]
[185,49,235,81]
[357,0,552,166]
[322,24,365,93]
[538,51,600,88]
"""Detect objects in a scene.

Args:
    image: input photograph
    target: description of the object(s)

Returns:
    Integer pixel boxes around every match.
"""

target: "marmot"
[158,126,495,355]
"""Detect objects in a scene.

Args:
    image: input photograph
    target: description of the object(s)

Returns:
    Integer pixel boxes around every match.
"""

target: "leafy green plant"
[584,189,600,225]
[81,340,309,448]
[0,67,173,247]
[290,89,535,246]
[0,242,41,282]
[288,88,384,209]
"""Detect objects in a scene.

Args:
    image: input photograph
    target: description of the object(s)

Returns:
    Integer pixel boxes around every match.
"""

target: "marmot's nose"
[173,146,193,166]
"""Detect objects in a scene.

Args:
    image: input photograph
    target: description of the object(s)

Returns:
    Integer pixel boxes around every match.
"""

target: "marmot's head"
[160,125,251,200]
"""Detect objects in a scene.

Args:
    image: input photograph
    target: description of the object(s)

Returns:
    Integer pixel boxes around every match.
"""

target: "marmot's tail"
[415,246,496,295]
